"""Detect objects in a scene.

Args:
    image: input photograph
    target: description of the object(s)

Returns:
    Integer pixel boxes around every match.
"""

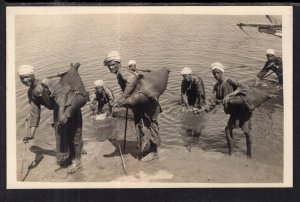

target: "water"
[15,14,283,166]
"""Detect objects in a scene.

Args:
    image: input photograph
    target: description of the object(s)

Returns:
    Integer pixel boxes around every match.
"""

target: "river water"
[15,14,283,169]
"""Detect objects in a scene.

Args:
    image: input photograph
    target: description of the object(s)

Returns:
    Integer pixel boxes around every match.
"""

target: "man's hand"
[113,98,125,108]
[192,107,199,114]
[223,95,231,104]
[254,77,261,87]
[59,113,68,125]
[23,136,34,144]
[192,107,206,114]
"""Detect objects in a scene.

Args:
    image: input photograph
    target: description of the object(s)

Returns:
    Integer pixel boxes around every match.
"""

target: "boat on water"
[237,15,282,38]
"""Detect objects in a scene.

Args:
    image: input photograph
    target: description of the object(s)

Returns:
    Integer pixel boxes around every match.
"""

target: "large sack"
[54,63,88,118]
[228,87,271,111]
[124,67,170,108]
[135,67,170,100]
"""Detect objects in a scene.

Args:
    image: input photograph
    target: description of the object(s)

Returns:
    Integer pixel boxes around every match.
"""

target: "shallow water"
[14,14,283,167]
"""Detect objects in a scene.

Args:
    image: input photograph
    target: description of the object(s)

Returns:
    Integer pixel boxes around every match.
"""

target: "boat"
[237,15,282,38]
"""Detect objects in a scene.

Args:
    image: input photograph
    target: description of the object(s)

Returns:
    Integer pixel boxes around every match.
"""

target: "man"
[50,62,87,173]
[255,49,283,86]
[90,79,114,115]
[128,60,151,78]
[180,67,206,114]
[103,51,161,162]
[201,62,253,158]
[18,65,71,169]
[180,67,206,138]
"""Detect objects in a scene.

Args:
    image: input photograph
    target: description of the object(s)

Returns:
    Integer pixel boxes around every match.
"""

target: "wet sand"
[17,94,283,185]
[16,81,283,185]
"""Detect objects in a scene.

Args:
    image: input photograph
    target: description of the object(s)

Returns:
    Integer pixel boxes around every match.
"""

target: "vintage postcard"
[6,6,293,188]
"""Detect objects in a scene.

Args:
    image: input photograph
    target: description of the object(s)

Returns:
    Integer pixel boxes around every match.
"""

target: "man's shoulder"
[192,74,203,81]
[275,57,282,63]
[118,67,135,77]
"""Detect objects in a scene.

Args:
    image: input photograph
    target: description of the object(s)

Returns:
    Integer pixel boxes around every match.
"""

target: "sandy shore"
[16,88,283,186]
[17,130,282,185]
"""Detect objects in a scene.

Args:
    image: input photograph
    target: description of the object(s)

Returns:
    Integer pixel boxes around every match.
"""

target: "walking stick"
[20,119,28,180]
[118,144,127,175]
[123,108,128,154]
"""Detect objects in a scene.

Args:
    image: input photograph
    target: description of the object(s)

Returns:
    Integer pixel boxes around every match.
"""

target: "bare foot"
[67,162,82,174]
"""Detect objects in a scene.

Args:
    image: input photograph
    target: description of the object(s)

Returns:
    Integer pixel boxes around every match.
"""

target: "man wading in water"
[18,65,73,172]
[180,67,206,136]
[255,48,283,87]
[200,62,253,158]
[103,51,162,162]
[90,79,114,115]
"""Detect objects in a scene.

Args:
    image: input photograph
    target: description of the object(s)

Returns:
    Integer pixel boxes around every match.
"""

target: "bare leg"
[225,125,234,156]
[67,110,83,174]
[244,131,252,158]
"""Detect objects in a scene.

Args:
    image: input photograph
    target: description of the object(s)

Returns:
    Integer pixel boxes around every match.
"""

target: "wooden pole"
[123,108,129,154]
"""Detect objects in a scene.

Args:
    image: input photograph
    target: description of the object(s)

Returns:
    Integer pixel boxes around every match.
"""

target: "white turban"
[266,49,275,55]
[210,62,224,73]
[94,80,104,88]
[180,67,192,75]
[128,60,136,66]
[104,51,121,65]
[18,65,35,76]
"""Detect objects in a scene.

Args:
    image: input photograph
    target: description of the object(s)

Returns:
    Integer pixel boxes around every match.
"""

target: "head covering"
[180,67,192,75]
[128,60,136,66]
[266,49,275,55]
[104,51,121,65]
[94,79,104,88]
[210,62,224,73]
[18,65,35,76]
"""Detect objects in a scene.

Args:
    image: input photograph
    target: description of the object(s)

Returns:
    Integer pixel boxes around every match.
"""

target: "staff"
[123,108,128,153]
[20,119,28,179]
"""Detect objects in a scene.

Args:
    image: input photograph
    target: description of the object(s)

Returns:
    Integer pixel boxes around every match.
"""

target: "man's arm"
[181,80,190,107]
[119,68,138,100]
[223,78,249,104]
[194,76,206,107]
[24,96,41,142]
[203,90,219,113]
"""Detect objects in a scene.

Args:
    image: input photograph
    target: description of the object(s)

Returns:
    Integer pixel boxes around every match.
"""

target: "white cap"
[104,51,121,65]
[128,60,136,66]
[18,65,35,76]
[94,80,104,88]
[266,49,275,55]
[210,62,225,73]
[180,67,192,75]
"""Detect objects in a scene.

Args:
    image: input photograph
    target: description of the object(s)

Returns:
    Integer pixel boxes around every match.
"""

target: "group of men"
[180,48,282,158]
[18,48,282,174]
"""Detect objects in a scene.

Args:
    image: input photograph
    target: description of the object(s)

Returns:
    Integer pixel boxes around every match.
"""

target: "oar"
[123,108,128,154]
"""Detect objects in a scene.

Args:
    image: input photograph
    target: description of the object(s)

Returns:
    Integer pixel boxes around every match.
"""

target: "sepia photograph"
[6,6,293,188]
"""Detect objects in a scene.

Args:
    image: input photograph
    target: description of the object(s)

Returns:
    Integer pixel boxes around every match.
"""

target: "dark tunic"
[90,86,114,113]
[27,80,55,127]
[181,74,206,108]
[116,67,161,152]
[257,57,283,84]
[205,78,252,132]
[116,67,138,100]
